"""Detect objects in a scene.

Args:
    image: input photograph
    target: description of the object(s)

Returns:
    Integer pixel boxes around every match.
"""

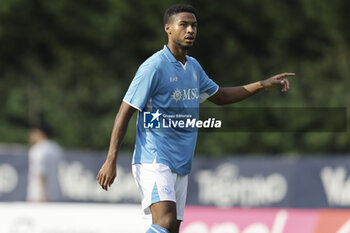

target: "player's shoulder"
[187,55,203,70]
[187,55,198,63]
[139,49,168,72]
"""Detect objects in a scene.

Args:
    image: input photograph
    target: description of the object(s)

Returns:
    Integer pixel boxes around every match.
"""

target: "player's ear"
[165,24,171,34]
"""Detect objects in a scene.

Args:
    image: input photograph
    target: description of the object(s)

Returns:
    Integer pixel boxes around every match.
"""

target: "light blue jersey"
[123,45,218,175]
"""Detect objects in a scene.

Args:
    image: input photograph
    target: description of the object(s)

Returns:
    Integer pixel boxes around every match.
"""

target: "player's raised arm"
[96,101,137,191]
[208,72,295,105]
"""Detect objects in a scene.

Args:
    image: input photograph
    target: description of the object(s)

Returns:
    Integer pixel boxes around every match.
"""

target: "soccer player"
[27,125,63,202]
[97,4,294,233]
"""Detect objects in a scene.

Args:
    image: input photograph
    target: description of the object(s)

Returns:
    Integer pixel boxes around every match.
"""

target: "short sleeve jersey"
[123,45,218,175]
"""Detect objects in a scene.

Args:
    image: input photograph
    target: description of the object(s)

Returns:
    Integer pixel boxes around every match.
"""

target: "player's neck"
[167,43,187,65]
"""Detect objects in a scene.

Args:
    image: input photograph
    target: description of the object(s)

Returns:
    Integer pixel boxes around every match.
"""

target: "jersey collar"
[162,45,189,64]
[162,45,178,63]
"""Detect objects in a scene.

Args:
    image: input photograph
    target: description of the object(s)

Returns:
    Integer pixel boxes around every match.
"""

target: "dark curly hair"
[163,4,196,25]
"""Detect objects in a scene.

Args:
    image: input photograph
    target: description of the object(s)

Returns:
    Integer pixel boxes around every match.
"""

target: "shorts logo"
[144,110,162,129]
[162,185,171,195]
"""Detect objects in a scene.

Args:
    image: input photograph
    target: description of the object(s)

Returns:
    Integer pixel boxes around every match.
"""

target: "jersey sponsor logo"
[171,88,199,102]
[171,88,182,103]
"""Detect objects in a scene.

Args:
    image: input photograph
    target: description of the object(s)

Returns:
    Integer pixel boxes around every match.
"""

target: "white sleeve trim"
[122,99,142,111]
[199,85,219,103]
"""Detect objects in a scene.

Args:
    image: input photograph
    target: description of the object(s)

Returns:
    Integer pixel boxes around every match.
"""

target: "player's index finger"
[282,72,296,77]
[276,73,295,80]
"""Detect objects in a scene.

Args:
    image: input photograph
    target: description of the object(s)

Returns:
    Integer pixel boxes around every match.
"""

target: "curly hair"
[163,4,196,25]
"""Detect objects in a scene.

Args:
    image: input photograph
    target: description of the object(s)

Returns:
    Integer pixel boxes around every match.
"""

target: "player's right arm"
[97,101,137,191]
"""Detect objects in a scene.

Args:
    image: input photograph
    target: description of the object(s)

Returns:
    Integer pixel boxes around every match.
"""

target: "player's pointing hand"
[261,73,295,92]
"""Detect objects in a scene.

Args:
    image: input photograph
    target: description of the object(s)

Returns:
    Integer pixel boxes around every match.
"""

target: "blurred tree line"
[0,0,349,156]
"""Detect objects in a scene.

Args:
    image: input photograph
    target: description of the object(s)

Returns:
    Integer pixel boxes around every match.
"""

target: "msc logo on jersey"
[171,88,199,103]
[144,110,162,128]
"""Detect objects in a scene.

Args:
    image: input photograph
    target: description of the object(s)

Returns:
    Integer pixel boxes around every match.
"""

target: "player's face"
[166,12,197,50]
[29,129,45,145]
[29,129,41,145]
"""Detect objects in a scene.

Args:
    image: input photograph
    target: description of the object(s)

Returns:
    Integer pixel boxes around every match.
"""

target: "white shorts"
[132,163,188,221]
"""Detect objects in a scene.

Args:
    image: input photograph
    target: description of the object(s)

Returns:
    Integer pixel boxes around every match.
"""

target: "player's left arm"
[208,73,295,105]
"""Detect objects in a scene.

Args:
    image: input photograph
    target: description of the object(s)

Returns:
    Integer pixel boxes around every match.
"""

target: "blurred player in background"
[97,3,294,233]
[27,125,63,202]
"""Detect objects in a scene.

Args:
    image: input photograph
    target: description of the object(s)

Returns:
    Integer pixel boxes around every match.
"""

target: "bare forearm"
[209,84,262,105]
[106,117,127,162]
[106,102,136,163]
[209,73,295,105]
[97,102,136,191]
